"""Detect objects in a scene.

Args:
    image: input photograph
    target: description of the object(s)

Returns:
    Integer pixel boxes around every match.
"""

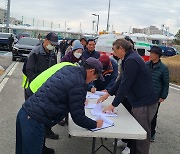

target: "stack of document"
[90,103,117,117]
[86,91,106,99]
[90,114,114,131]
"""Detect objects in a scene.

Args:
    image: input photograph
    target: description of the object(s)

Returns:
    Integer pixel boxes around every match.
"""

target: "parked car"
[17,33,30,40]
[158,46,177,56]
[12,37,40,61]
[0,32,15,50]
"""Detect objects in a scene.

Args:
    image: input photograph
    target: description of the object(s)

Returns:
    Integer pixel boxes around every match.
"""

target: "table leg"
[92,137,96,154]
[113,138,117,154]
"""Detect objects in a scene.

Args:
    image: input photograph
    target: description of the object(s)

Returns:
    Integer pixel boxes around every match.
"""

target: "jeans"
[16,108,45,154]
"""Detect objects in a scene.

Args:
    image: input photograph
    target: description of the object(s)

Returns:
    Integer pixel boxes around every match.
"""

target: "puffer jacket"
[23,66,97,129]
[146,60,169,99]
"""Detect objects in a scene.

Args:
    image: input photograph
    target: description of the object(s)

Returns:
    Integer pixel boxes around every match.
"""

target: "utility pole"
[106,0,111,32]
[6,0,11,32]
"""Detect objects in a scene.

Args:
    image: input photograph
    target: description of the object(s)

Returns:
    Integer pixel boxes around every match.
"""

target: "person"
[62,40,84,64]
[80,36,87,50]
[89,54,118,93]
[146,46,169,142]
[22,32,58,154]
[82,39,100,59]
[59,38,68,58]
[98,38,158,154]
[16,57,104,154]
[8,34,14,52]
[65,39,75,55]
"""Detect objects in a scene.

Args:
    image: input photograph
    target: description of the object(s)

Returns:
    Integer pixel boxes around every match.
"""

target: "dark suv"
[0,32,15,50]
[12,37,40,61]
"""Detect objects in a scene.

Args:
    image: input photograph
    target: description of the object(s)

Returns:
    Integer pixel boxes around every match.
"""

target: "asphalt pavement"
[0,54,180,154]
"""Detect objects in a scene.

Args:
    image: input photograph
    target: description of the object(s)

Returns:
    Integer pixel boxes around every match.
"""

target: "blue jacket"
[88,58,118,91]
[108,50,158,108]
[146,60,169,99]
[82,49,100,59]
[23,66,97,129]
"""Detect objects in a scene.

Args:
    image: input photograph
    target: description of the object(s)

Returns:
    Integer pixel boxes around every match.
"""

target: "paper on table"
[86,93,100,99]
[94,91,106,96]
[90,103,117,117]
[85,103,96,109]
[90,114,114,131]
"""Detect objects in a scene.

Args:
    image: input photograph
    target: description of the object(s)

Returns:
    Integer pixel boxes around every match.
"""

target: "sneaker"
[42,146,55,154]
[113,140,127,148]
[46,129,59,140]
[150,134,155,142]
[121,147,130,154]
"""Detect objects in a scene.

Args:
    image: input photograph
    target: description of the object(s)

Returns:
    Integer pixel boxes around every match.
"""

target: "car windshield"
[0,33,11,38]
[18,37,39,46]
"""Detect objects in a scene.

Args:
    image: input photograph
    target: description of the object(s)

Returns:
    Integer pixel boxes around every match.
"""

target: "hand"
[84,99,88,105]
[97,93,110,103]
[103,104,115,113]
[96,119,103,128]
[159,98,165,103]
[91,87,96,93]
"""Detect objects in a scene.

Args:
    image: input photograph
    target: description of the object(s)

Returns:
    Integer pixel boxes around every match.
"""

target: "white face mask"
[46,44,55,51]
[74,52,82,59]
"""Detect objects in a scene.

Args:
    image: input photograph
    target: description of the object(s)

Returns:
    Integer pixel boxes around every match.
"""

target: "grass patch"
[161,55,180,85]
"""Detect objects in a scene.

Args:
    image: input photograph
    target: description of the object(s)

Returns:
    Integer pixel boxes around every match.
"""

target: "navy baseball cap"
[46,32,59,46]
[149,46,162,56]
[85,57,105,81]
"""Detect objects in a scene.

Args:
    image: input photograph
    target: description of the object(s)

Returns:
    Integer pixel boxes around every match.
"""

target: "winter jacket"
[88,58,118,91]
[108,50,158,108]
[23,66,97,129]
[146,60,169,99]
[25,43,57,82]
[61,51,84,64]
[82,49,100,60]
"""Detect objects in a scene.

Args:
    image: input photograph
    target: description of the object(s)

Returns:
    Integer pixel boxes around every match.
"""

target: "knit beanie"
[72,40,84,51]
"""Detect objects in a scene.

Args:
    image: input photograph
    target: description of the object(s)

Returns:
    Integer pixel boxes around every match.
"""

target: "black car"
[12,37,40,61]
[0,32,16,50]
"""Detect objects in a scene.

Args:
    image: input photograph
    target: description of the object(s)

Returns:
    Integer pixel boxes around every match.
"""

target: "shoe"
[121,147,130,154]
[46,129,59,140]
[42,146,55,154]
[150,134,155,142]
[113,140,127,148]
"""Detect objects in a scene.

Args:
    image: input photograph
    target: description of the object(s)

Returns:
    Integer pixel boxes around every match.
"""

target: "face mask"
[46,44,55,51]
[74,52,82,59]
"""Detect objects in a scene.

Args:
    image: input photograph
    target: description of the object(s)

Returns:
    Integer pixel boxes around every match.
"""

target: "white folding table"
[68,95,147,154]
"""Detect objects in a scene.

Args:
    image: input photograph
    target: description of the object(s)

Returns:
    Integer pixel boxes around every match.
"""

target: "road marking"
[170,86,180,91]
[7,62,19,76]
[0,77,9,92]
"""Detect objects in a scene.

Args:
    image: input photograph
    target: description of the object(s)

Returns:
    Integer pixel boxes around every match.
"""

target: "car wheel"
[12,56,16,61]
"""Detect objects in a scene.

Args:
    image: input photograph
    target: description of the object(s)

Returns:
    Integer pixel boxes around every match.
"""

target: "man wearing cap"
[82,39,100,60]
[16,57,104,154]
[23,32,59,153]
[89,54,118,93]
[146,46,169,142]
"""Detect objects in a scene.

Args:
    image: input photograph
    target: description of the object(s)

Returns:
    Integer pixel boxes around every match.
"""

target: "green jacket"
[146,60,169,99]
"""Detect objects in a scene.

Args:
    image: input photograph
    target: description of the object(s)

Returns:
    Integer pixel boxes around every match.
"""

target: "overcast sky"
[0,0,179,34]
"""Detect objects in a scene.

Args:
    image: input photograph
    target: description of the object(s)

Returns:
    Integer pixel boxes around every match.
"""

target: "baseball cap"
[149,46,162,56]
[99,54,110,68]
[46,32,59,46]
[85,57,105,81]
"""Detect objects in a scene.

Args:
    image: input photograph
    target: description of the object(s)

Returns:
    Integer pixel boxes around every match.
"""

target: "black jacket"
[82,49,100,60]
[108,50,158,108]
[146,60,169,99]
[23,66,97,129]
[25,43,57,82]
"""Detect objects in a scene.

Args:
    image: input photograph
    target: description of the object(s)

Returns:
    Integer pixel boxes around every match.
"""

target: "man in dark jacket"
[146,46,169,142]
[16,57,104,154]
[59,39,68,58]
[82,39,100,59]
[98,38,158,154]
[89,54,118,92]
[23,32,58,154]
